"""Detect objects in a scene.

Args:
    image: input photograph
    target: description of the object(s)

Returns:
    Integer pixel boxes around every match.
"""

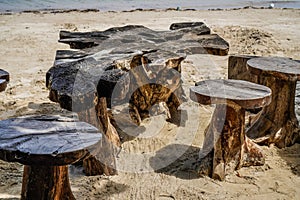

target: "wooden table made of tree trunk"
[190,79,271,180]
[246,57,300,148]
[0,115,102,200]
[46,22,229,175]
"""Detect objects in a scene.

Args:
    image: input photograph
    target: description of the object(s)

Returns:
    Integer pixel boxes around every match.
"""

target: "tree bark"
[77,97,120,176]
[196,102,265,181]
[247,76,300,148]
[21,165,75,200]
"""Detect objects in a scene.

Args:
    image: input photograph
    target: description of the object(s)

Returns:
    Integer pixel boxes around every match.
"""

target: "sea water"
[0,0,300,12]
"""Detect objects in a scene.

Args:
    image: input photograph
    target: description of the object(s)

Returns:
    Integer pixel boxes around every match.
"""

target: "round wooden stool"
[190,79,271,180]
[0,115,102,200]
[247,57,300,147]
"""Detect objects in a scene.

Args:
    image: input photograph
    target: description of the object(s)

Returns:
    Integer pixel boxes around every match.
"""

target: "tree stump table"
[190,79,272,180]
[46,22,229,175]
[0,115,102,200]
[246,57,300,148]
[0,69,9,92]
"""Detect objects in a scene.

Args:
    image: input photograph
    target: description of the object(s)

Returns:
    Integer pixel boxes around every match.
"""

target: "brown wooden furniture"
[46,22,229,175]
[246,57,300,147]
[190,79,271,180]
[0,69,9,92]
[0,115,102,200]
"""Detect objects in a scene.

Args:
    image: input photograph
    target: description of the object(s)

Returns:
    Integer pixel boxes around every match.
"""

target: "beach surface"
[0,8,300,199]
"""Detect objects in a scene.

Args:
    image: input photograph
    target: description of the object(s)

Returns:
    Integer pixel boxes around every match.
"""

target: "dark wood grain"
[46,22,229,176]
[190,79,267,180]
[0,79,7,92]
[247,57,300,81]
[246,57,300,147]
[0,69,9,92]
[0,115,102,166]
[0,69,9,82]
[190,79,271,109]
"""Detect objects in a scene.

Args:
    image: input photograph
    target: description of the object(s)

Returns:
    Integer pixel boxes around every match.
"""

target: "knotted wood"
[190,79,271,180]
[0,115,102,200]
[247,57,300,148]
[46,22,229,175]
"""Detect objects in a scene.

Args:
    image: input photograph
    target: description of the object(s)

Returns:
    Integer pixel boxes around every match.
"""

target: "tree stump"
[246,57,300,148]
[46,22,229,175]
[228,55,259,82]
[190,79,271,180]
[0,115,102,200]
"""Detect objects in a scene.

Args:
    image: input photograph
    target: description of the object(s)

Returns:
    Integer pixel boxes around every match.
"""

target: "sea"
[0,0,300,13]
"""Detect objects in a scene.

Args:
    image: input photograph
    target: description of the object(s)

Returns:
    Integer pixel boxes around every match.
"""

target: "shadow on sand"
[277,143,300,176]
[150,144,201,180]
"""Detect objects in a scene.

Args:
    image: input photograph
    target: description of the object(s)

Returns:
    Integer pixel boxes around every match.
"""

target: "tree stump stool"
[190,79,271,180]
[246,57,300,148]
[0,69,9,92]
[0,115,102,200]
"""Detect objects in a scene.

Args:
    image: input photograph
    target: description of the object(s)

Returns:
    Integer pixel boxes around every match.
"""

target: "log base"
[194,103,265,181]
[246,77,300,148]
[246,57,300,148]
[77,99,119,176]
[21,165,75,200]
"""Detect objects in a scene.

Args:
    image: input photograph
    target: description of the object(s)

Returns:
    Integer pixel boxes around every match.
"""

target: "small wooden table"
[0,69,9,92]
[0,115,102,200]
[190,79,271,180]
[246,57,300,147]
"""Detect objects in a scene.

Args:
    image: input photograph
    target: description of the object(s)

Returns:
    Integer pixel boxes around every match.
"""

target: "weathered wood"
[46,23,229,176]
[0,115,102,200]
[0,69,9,92]
[55,50,90,60]
[0,69,9,82]
[248,57,300,81]
[247,57,300,147]
[190,79,271,180]
[21,165,74,200]
[83,97,120,176]
[228,55,258,82]
[169,22,211,35]
[0,79,7,92]
[190,79,272,109]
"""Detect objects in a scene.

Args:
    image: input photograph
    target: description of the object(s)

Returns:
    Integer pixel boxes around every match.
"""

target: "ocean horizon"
[0,0,300,13]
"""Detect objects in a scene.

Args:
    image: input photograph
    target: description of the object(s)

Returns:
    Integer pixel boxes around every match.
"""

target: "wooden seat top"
[0,69,9,92]
[190,79,272,109]
[0,115,102,166]
[0,69,9,82]
[247,57,300,81]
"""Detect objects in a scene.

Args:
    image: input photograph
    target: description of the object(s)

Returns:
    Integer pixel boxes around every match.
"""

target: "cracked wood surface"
[0,115,102,166]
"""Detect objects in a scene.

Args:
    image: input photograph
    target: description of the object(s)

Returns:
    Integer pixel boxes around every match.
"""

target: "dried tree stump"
[0,115,102,200]
[190,79,271,180]
[46,22,229,175]
[0,69,9,92]
[246,57,300,148]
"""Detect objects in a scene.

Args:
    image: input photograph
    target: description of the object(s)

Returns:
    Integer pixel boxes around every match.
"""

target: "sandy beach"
[0,8,300,199]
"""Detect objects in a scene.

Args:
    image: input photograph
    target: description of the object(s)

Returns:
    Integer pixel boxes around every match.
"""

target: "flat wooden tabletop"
[190,79,272,109]
[247,57,300,81]
[0,115,102,166]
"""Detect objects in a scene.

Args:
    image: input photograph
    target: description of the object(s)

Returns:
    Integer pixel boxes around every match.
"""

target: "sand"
[0,8,300,199]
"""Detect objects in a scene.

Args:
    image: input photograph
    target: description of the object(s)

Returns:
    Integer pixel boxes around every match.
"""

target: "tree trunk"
[21,165,75,200]
[247,76,300,148]
[196,102,265,181]
[77,97,120,176]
